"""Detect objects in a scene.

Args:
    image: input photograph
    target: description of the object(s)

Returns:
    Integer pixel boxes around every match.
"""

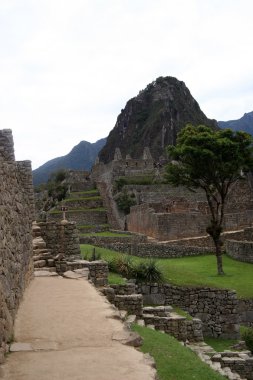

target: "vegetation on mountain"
[165,125,253,275]
[219,111,253,135]
[115,190,136,214]
[99,76,217,163]
[33,138,106,185]
[35,169,68,213]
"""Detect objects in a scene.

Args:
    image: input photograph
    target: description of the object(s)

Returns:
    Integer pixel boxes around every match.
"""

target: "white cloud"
[0,0,253,168]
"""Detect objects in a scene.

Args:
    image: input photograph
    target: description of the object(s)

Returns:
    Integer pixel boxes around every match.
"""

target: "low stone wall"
[102,286,143,316]
[114,295,143,317]
[38,221,80,257]
[226,239,253,263]
[110,284,137,295]
[137,284,240,339]
[86,240,210,258]
[238,299,253,327]
[55,259,108,287]
[143,314,203,342]
[79,232,147,247]
[0,130,34,362]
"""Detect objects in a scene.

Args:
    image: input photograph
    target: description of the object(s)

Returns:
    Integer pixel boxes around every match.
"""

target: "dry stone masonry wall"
[137,284,240,339]
[0,130,34,362]
[38,221,81,257]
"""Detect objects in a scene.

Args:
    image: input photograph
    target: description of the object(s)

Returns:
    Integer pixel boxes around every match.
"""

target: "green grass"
[64,196,102,202]
[132,325,226,380]
[78,224,109,229]
[80,244,253,298]
[70,189,98,195]
[108,272,127,285]
[80,231,131,237]
[172,306,192,320]
[205,338,238,352]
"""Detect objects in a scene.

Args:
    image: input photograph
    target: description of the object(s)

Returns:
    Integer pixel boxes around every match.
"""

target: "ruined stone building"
[0,130,35,361]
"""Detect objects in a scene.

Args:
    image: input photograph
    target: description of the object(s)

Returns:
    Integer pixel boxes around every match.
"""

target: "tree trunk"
[214,238,225,275]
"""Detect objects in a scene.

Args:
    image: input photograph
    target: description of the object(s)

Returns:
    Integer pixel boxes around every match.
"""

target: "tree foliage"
[166,124,253,274]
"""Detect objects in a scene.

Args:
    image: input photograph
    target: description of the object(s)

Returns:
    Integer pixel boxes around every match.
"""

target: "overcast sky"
[0,0,253,169]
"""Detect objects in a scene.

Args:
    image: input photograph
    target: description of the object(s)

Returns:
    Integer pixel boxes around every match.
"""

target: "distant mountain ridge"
[33,138,106,185]
[99,76,217,163]
[218,111,253,135]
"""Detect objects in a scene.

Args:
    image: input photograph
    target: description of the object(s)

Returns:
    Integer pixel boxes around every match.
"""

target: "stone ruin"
[92,146,156,181]
[0,130,35,362]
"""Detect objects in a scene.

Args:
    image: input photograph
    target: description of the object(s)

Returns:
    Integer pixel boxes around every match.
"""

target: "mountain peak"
[99,76,217,163]
[218,111,253,135]
[33,138,106,185]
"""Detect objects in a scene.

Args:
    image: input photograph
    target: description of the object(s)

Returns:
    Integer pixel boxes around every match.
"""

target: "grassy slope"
[80,244,253,298]
[133,325,226,380]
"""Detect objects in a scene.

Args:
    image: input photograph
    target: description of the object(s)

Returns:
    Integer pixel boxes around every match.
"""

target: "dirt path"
[0,276,156,380]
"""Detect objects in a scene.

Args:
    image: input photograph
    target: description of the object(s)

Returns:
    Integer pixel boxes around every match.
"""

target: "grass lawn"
[78,224,109,229]
[71,189,98,195]
[80,244,253,298]
[64,196,102,202]
[108,272,127,285]
[204,337,238,352]
[133,325,226,380]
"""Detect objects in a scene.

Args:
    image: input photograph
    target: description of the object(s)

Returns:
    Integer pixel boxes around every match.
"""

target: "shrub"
[114,178,127,192]
[115,190,136,214]
[241,326,253,353]
[108,255,135,279]
[134,260,163,283]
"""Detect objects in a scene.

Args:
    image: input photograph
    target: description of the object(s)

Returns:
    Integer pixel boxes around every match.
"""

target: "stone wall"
[211,351,253,380]
[114,295,143,317]
[137,284,240,339]
[238,299,253,327]
[83,240,210,258]
[226,239,253,263]
[126,178,253,241]
[127,203,253,241]
[65,170,91,192]
[143,313,203,342]
[38,221,80,257]
[49,210,108,225]
[55,259,108,287]
[127,204,210,240]
[0,129,34,362]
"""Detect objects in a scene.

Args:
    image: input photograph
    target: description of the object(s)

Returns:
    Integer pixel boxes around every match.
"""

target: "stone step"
[34,260,47,268]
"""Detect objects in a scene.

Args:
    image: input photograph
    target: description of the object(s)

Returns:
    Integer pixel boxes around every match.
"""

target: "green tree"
[166,124,253,275]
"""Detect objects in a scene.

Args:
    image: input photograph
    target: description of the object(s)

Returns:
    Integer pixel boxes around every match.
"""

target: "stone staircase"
[32,223,56,272]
